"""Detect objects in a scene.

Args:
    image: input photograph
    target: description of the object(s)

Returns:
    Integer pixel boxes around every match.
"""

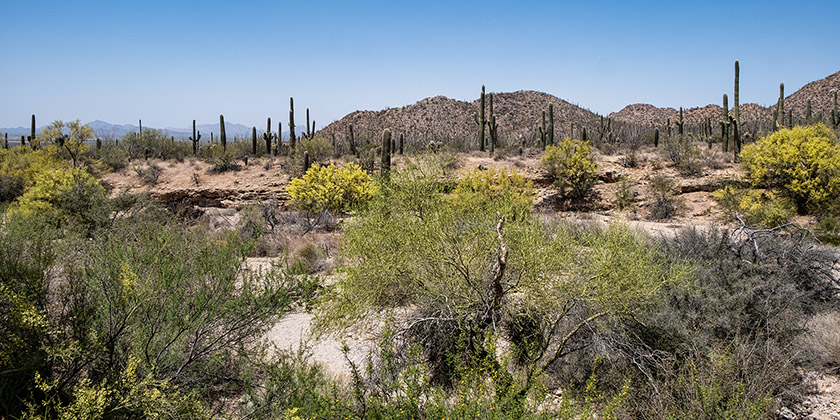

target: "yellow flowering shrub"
[712,185,796,228]
[9,166,108,228]
[740,123,840,213]
[540,138,597,198]
[286,162,377,214]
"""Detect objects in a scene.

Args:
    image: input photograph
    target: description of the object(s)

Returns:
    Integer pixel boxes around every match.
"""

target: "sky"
[2,0,839,130]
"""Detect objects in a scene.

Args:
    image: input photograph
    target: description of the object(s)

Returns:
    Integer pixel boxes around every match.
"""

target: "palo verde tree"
[317,155,689,390]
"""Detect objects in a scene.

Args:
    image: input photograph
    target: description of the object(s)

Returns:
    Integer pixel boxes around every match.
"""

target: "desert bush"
[664,135,704,175]
[294,137,333,172]
[89,141,129,171]
[9,166,109,231]
[805,311,840,368]
[319,158,689,394]
[286,162,377,215]
[133,163,163,185]
[740,123,840,213]
[1,201,309,418]
[613,174,634,210]
[540,138,597,198]
[713,186,796,228]
[647,174,680,220]
[121,129,190,160]
[451,167,534,220]
[202,141,241,172]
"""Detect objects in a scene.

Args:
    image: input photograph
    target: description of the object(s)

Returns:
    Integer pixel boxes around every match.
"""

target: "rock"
[779,406,796,420]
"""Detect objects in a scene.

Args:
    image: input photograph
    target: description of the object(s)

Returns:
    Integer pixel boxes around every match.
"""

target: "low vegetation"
[1,113,839,419]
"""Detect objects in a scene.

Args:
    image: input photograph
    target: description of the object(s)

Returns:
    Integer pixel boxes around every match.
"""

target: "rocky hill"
[316,91,602,151]
[314,70,839,151]
[770,70,840,123]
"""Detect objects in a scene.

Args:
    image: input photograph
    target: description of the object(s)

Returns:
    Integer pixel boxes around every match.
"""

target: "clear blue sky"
[2,0,838,129]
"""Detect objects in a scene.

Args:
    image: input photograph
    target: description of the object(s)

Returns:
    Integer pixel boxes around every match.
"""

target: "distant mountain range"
[0,120,291,140]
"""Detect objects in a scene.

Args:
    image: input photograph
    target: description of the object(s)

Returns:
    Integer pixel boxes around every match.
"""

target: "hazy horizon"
[3,0,838,130]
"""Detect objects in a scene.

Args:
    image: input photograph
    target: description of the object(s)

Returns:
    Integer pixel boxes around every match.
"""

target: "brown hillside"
[609,104,677,126]
[316,91,601,151]
[770,70,840,123]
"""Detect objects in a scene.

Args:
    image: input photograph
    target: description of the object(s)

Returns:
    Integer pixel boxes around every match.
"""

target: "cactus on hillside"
[30,114,36,147]
[190,120,201,155]
[775,83,785,131]
[734,60,740,127]
[548,104,555,147]
[722,93,730,153]
[475,85,486,152]
[654,128,660,148]
[220,114,227,152]
[289,97,296,154]
[488,93,498,153]
[832,92,839,129]
[347,123,358,157]
[306,108,311,139]
[381,129,391,178]
[399,133,404,155]
[303,151,310,173]
[540,111,547,150]
[806,99,812,123]
[679,107,684,136]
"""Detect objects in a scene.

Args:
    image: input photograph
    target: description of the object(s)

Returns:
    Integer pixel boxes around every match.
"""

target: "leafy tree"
[318,160,689,392]
[39,119,93,166]
[740,123,840,213]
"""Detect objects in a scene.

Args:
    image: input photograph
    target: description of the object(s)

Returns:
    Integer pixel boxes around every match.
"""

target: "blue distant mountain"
[0,120,293,140]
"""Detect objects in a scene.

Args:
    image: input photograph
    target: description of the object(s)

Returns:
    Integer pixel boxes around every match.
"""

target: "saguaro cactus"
[190,119,201,155]
[252,126,257,155]
[3,133,7,149]
[263,117,273,154]
[540,111,547,150]
[289,97,296,154]
[475,85,486,152]
[654,128,660,148]
[679,107,684,136]
[775,83,785,131]
[347,123,358,157]
[305,108,311,139]
[832,92,839,129]
[303,151,310,173]
[548,104,555,147]
[721,93,730,153]
[219,114,227,151]
[488,93,498,153]
[139,119,143,137]
[734,60,740,128]
[399,133,404,155]
[381,129,391,178]
[30,114,36,147]
[806,99,812,123]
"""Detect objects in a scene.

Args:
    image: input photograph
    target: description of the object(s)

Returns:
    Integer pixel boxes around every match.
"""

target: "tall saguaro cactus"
[679,107,684,136]
[263,117,273,155]
[775,83,785,131]
[381,129,392,179]
[305,108,311,139]
[190,119,201,155]
[475,85,486,152]
[488,93,498,153]
[289,97,296,154]
[734,60,740,128]
[219,114,227,151]
[832,92,839,129]
[548,104,555,147]
[347,123,358,157]
[30,114,36,147]
[721,94,730,153]
[252,126,257,155]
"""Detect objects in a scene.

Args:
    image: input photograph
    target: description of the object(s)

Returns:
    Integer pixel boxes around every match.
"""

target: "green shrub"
[712,186,796,227]
[740,123,840,213]
[121,129,191,160]
[89,141,129,172]
[9,166,109,230]
[540,138,597,198]
[202,141,241,172]
[286,162,378,215]
[294,137,333,173]
[613,175,634,210]
[648,175,680,220]
[451,167,534,220]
